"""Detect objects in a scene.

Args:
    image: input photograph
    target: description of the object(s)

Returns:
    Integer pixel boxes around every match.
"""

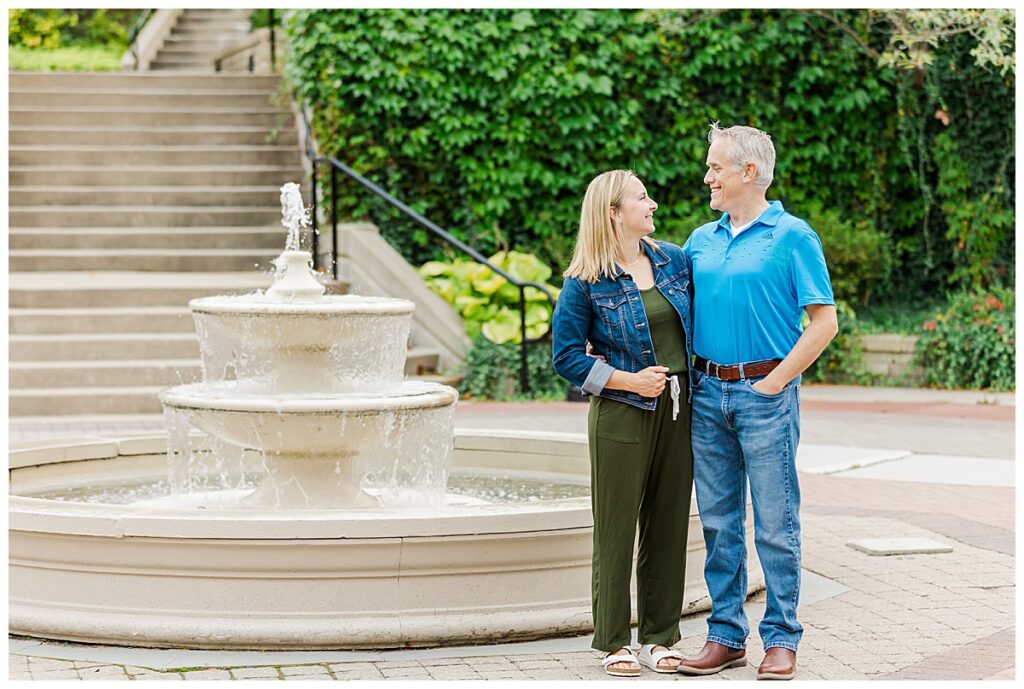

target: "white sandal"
[638,644,686,673]
[602,648,641,677]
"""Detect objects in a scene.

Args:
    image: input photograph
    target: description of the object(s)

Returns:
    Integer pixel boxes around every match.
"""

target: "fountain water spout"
[267,183,325,299]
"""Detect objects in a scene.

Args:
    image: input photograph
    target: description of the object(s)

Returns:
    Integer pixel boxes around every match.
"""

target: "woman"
[552,170,695,676]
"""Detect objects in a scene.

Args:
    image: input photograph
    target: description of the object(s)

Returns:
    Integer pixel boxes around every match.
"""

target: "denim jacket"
[552,240,694,411]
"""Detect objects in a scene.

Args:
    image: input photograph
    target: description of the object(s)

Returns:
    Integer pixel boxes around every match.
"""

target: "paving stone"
[28,657,78,671]
[279,665,330,677]
[427,666,481,679]
[379,667,432,679]
[230,667,282,679]
[29,669,82,679]
[420,657,471,667]
[478,670,531,680]
[182,669,235,680]
[130,674,187,681]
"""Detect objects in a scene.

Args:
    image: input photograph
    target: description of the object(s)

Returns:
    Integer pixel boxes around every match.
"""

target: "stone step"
[9,248,278,272]
[10,332,200,361]
[159,35,250,49]
[10,359,203,389]
[9,166,298,187]
[157,48,247,60]
[9,127,296,146]
[9,145,301,166]
[9,205,284,227]
[10,108,291,128]
[148,62,217,72]
[8,72,279,90]
[9,386,168,416]
[9,227,287,250]
[10,306,196,334]
[172,19,251,31]
[10,90,277,109]
[9,272,277,308]
[180,9,250,17]
[10,185,291,207]
[169,24,251,35]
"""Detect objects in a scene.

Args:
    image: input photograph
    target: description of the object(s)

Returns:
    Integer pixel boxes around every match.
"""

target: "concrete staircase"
[8,71,446,417]
[149,9,253,71]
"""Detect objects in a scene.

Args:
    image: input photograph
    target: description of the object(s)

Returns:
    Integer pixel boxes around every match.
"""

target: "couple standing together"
[552,123,838,680]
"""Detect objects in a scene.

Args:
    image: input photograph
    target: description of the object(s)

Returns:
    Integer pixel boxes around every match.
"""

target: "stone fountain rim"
[158,381,459,413]
[189,294,415,316]
[9,430,597,540]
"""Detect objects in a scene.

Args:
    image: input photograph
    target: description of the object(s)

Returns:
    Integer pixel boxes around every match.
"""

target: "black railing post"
[310,159,319,269]
[519,286,529,395]
[268,9,276,71]
[330,164,339,279]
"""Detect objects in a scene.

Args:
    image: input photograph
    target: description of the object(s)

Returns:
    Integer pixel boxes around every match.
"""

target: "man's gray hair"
[708,122,775,189]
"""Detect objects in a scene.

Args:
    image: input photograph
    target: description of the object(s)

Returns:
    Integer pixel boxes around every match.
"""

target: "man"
[677,124,838,681]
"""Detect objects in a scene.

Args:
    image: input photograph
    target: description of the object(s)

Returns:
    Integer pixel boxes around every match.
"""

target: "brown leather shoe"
[757,648,796,680]
[675,641,746,675]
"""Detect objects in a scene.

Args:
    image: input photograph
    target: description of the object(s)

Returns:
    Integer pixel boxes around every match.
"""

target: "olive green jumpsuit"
[588,285,693,652]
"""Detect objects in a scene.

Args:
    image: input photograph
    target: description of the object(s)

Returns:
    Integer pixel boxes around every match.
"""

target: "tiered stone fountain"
[8,184,763,650]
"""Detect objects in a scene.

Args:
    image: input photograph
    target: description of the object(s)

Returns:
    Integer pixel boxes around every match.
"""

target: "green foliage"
[932,131,1015,289]
[8,9,77,49]
[854,300,944,335]
[8,9,134,50]
[286,9,901,274]
[917,287,1015,391]
[8,44,123,71]
[874,9,1015,73]
[802,300,877,385]
[286,8,1013,303]
[418,251,560,344]
[460,334,567,401]
[801,203,890,305]
[250,9,274,29]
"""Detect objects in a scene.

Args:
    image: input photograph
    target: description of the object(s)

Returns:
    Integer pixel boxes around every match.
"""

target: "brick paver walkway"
[8,390,1015,681]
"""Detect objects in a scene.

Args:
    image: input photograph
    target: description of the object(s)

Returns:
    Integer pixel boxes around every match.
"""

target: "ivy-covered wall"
[285,8,1014,303]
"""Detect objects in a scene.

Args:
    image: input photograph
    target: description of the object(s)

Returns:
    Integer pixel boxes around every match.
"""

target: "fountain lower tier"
[160,381,459,509]
[9,431,764,650]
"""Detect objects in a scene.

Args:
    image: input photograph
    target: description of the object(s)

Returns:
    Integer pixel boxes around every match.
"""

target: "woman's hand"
[629,366,670,397]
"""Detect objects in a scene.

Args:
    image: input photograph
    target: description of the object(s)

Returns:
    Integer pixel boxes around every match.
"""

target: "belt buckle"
[704,358,713,377]
[738,362,746,380]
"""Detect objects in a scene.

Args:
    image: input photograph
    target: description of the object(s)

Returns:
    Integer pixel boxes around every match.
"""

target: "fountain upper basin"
[191,294,416,393]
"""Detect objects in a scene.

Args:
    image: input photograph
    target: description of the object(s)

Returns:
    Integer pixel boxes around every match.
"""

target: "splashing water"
[280,182,310,252]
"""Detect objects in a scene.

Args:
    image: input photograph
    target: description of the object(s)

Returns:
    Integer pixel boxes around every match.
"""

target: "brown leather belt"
[694,355,782,382]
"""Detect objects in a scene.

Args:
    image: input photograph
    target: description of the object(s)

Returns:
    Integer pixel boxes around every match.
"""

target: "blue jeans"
[690,369,803,652]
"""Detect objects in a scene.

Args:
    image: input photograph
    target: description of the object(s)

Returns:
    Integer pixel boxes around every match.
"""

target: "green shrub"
[285,8,1014,304]
[801,203,890,306]
[802,300,876,385]
[8,9,76,49]
[916,287,1015,391]
[284,9,902,273]
[419,251,560,344]
[460,334,567,401]
[8,9,134,50]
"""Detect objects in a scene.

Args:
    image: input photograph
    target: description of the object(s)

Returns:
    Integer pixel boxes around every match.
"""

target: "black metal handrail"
[268,9,276,71]
[296,100,557,394]
[126,8,154,67]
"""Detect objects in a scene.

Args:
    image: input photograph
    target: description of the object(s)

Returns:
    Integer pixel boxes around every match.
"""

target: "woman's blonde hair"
[564,169,655,283]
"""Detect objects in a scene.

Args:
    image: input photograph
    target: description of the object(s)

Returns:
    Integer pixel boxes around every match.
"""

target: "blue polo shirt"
[682,201,834,365]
